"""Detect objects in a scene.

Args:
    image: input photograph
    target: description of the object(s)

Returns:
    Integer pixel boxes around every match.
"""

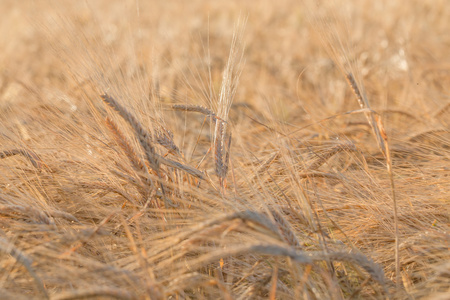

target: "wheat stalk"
[310,5,400,286]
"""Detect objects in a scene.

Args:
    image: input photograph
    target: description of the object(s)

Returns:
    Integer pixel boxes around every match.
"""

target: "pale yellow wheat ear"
[213,17,246,190]
[305,0,400,290]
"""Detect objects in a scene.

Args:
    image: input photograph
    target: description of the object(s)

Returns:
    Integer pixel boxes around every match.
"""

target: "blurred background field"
[0,0,448,299]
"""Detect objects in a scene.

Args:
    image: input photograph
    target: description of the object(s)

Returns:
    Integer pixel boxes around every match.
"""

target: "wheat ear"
[269,208,302,248]
[307,143,357,171]
[214,120,232,188]
[158,156,204,179]
[345,73,386,155]
[0,149,44,169]
[172,104,215,117]
[105,117,154,191]
[101,94,159,170]
[155,126,180,155]
[186,244,386,288]
[100,94,177,207]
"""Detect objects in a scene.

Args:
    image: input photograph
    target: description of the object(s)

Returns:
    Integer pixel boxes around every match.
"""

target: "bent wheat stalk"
[309,6,401,288]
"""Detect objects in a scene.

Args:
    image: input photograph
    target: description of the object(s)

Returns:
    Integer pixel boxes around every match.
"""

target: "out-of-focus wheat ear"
[0,237,49,299]
[101,93,159,170]
[0,204,52,224]
[307,143,357,171]
[158,156,204,180]
[105,117,154,193]
[172,104,215,117]
[0,149,45,169]
[270,208,302,248]
[80,181,138,205]
[166,273,229,298]
[257,152,280,174]
[408,128,448,142]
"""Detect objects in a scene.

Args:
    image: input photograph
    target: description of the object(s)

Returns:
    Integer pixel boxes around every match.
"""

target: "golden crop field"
[0,0,448,299]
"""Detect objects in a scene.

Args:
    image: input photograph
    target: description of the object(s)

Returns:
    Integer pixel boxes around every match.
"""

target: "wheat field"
[0,0,449,299]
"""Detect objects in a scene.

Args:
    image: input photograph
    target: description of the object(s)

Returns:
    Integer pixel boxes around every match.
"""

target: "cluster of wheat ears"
[0,0,448,299]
